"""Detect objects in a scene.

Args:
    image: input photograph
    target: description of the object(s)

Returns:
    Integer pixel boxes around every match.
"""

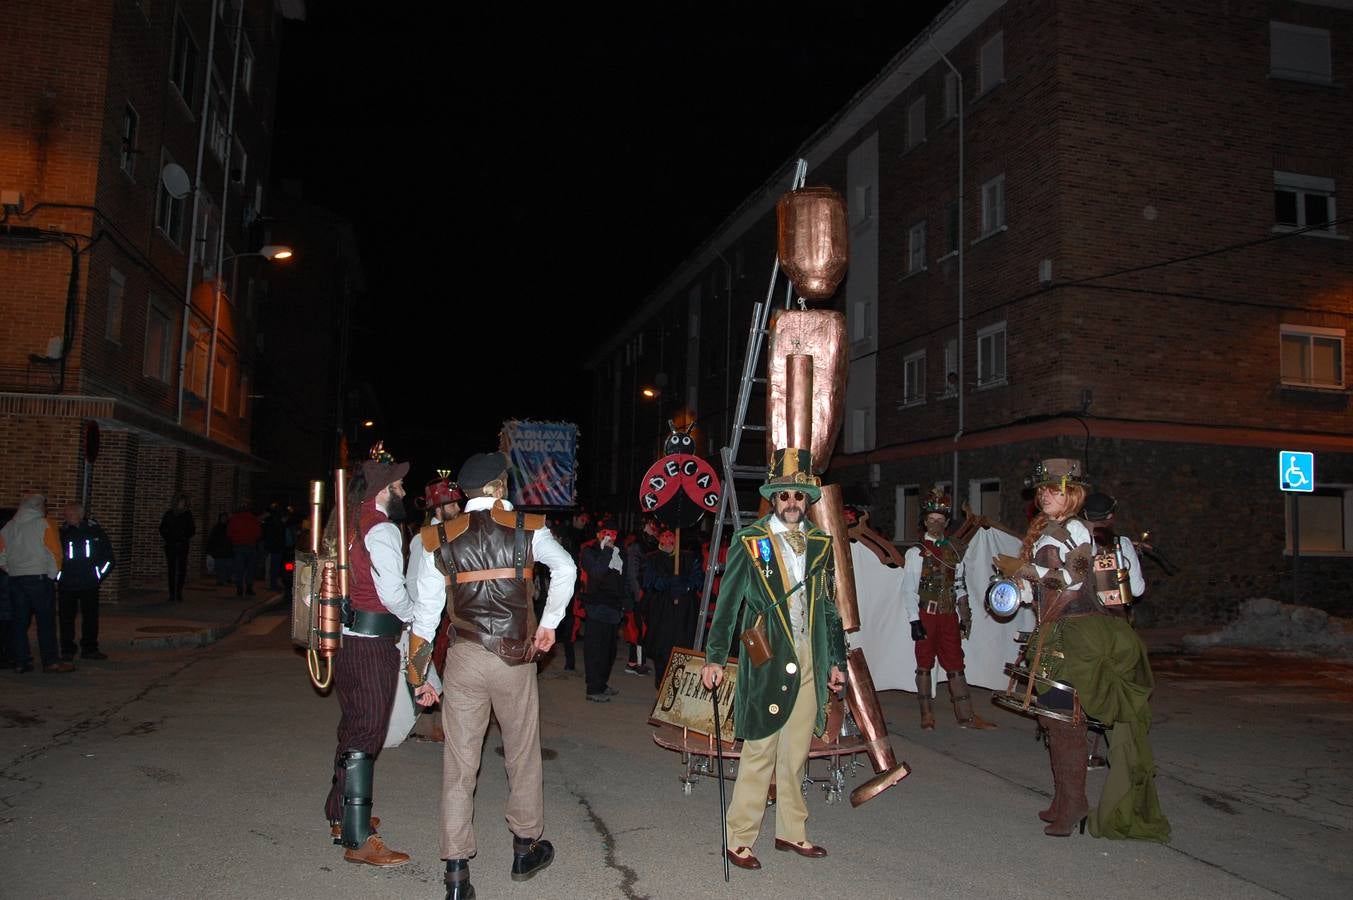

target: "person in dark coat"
[57,502,115,660]
[206,513,233,586]
[579,518,625,701]
[226,503,262,597]
[643,527,703,689]
[158,494,195,603]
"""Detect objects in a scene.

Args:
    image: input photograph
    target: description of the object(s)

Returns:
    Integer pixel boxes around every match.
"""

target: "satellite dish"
[160,163,191,200]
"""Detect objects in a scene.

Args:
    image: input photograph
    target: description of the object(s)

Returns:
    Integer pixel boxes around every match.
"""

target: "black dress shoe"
[510,835,554,882]
[15,663,33,674]
[82,650,108,660]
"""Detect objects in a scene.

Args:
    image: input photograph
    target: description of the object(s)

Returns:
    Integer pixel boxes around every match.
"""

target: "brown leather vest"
[439,508,536,641]
[1033,522,1102,620]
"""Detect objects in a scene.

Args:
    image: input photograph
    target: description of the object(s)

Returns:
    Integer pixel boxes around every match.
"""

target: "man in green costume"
[701,447,847,871]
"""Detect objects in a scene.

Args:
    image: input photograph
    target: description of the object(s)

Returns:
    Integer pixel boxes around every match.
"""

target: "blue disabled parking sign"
[1279,451,1315,493]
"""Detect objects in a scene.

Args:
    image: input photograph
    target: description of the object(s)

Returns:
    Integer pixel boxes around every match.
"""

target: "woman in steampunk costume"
[994,458,1169,841]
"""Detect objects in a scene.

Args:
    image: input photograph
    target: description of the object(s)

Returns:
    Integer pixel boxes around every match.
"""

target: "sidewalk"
[98,576,287,651]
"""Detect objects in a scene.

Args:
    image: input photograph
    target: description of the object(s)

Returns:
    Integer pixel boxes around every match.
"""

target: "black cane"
[711,683,729,882]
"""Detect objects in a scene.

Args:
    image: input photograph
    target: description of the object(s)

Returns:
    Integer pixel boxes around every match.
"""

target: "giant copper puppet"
[769,187,911,806]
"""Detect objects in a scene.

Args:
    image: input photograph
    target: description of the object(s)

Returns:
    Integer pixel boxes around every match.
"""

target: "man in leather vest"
[901,488,996,731]
[323,455,417,867]
[409,451,576,900]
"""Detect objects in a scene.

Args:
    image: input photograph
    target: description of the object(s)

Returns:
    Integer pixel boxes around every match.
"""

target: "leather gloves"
[910,619,927,642]
[958,597,972,639]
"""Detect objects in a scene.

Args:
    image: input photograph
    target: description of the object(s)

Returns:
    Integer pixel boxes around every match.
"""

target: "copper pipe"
[316,559,343,658]
[808,483,859,633]
[785,354,814,451]
[844,647,911,806]
[308,480,324,556]
[335,467,349,600]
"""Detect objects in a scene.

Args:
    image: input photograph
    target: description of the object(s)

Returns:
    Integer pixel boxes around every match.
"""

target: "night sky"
[273,3,947,484]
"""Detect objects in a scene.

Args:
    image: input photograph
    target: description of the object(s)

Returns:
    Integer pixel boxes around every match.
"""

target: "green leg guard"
[340,750,375,849]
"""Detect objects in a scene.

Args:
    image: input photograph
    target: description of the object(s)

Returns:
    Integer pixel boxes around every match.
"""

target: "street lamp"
[203,245,294,438]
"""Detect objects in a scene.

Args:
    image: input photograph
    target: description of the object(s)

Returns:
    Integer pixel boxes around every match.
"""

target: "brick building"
[586,0,1353,624]
[0,0,306,599]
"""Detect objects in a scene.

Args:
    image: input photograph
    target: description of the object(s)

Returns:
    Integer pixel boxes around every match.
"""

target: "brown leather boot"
[1037,724,1059,823]
[1044,719,1089,836]
[344,834,411,866]
[916,668,936,730]
[947,671,997,729]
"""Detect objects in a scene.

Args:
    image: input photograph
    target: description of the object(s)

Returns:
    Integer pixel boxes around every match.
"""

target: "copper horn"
[783,349,908,805]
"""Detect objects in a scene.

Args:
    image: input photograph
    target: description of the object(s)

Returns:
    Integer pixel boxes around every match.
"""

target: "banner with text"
[503,419,578,509]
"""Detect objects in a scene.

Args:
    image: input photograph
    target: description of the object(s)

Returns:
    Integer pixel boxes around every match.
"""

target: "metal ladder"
[693,159,807,651]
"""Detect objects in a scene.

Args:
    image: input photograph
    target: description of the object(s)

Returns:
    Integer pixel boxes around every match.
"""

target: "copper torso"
[767,309,847,469]
[443,510,535,641]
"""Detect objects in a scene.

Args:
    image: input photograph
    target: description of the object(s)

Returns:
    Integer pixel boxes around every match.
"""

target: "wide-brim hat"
[458,451,509,492]
[360,459,410,501]
[1083,492,1117,521]
[758,447,822,502]
[1027,457,1090,491]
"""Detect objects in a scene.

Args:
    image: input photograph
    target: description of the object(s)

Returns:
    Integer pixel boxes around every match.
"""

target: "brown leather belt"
[453,626,539,665]
[446,566,534,585]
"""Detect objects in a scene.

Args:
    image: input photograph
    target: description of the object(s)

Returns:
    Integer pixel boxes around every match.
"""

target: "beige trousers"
[439,640,543,860]
[726,642,817,849]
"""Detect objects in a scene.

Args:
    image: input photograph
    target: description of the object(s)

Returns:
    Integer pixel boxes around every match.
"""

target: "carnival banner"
[649,647,737,740]
[502,419,578,508]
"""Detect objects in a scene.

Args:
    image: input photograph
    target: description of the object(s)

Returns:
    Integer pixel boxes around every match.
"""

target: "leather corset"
[1033,540,1101,619]
[442,510,535,641]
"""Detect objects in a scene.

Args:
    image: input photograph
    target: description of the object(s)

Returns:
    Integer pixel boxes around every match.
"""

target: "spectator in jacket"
[159,494,195,603]
[207,513,233,586]
[580,519,626,701]
[57,502,115,660]
[0,493,72,673]
[226,503,263,597]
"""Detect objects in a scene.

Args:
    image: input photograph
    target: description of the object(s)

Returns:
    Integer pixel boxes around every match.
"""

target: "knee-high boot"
[1044,719,1089,837]
[916,668,935,730]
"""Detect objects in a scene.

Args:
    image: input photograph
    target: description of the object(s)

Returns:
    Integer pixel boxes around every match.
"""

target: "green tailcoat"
[705,515,847,742]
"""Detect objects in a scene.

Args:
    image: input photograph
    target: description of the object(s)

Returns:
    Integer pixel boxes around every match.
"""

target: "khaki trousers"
[726,642,816,849]
[439,640,543,859]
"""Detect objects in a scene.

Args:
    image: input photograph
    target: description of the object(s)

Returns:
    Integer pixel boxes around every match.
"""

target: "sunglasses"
[775,491,806,502]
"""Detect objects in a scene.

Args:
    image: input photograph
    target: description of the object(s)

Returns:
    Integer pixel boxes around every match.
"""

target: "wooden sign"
[648,646,737,740]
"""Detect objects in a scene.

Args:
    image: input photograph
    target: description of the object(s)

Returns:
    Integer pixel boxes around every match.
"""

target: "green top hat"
[758,448,823,502]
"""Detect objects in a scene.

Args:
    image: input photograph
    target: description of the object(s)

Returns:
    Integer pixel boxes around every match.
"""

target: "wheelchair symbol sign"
[1279,451,1315,493]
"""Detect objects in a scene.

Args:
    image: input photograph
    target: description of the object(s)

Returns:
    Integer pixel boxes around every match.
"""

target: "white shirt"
[1030,517,1093,589]
[343,518,414,638]
[410,496,577,636]
[1115,535,1147,598]
[900,535,967,622]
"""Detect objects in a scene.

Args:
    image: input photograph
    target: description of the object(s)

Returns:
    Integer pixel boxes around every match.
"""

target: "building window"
[120,103,139,177]
[106,268,125,343]
[979,174,1006,237]
[214,356,231,413]
[209,78,229,161]
[902,350,926,406]
[979,31,1004,95]
[187,338,208,396]
[1280,325,1344,389]
[156,150,186,247]
[170,14,199,105]
[241,35,254,96]
[850,297,874,344]
[144,298,172,382]
[895,485,920,542]
[1286,487,1353,554]
[971,479,1001,519]
[1271,22,1332,84]
[908,220,927,273]
[943,338,958,396]
[977,321,1007,386]
[906,96,926,150]
[944,71,959,120]
[1274,172,1336,234]
[945,200,959,254]
[231,138,247,186]
[197,197,220,277]
[847,407,873,453]
[853,184,873,226]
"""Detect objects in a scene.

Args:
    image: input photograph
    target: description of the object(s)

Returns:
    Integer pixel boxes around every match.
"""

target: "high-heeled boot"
[1044,719,1089,837]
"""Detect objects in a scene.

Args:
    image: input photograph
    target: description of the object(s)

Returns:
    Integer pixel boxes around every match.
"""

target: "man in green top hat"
[701,447,847,871]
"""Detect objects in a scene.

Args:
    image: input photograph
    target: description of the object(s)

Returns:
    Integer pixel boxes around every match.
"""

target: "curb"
[124,593,288,651]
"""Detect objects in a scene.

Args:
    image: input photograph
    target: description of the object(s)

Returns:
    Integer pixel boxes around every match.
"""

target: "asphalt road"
[1,613,1349,899]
